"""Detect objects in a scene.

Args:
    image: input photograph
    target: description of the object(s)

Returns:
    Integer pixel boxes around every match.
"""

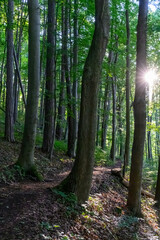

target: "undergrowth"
[51,189,82,217]
[0,164,25,183]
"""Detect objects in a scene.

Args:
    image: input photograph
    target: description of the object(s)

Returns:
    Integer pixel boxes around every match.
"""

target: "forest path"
[0,141,159,240]
[0,158,120,196]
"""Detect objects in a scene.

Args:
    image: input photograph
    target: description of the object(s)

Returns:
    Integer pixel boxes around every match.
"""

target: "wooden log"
[111,168,154,199]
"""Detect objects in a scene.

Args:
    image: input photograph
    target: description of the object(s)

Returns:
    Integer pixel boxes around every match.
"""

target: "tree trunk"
[147,115,153,161]
[155,155,160,206]
[59,0,110,204]
[127,0,148,216]
[17,0,40,172]
[0,44,6,99]
[110,76,116,162]
[123,2,130,176]
[101,82,111,150]
[110,38,118,162]
[56,3,66,141]
[72,0,78,153]
[101,50,113,150]
[64,0,75,157]
[42,0,56,155]
[5,0,14,142]
[117,94,124,159]
[96,84,102,146]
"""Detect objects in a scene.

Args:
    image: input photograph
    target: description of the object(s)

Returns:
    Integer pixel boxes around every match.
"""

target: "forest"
[0,0,160,239]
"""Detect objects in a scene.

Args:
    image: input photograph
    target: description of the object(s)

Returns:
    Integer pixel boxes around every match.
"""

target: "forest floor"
[0,140,160,240]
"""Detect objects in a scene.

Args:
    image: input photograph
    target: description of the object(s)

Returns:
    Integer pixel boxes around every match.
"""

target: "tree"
[110,42,118,162]
[127,0,148,216]
[155,155,160,206]
[64,0,75,157]
[123,0,130,175]
[5,0,14,142]
[59,0,110,203]
[56,3,66,141]
[42,0,56,156]
[17,0,40,174]
[72,0,78,155]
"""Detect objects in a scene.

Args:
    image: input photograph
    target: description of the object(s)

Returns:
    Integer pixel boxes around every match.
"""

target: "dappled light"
[1,0,160,239]
[144,69,158,101]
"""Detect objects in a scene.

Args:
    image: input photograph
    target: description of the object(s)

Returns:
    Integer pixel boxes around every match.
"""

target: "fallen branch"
[111,168,154,199]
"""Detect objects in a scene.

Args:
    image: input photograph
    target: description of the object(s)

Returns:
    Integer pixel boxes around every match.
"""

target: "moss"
[26,165,44,181]
[16,162,43,181]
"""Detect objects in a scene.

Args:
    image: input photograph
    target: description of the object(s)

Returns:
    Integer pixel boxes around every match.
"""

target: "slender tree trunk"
[59,0,110,204]
[13,47,26,108]
[56,4,66,141]
[127,0,148,216]
[0,45,6,99]
[155,155,160,206]
[42,0,56,154]
[64,0,75,157]
[17,0,40,172]
[147,115,153,161]
[123,2,130,176]
[117,94,124,159]
[110,76,116,162]
[72,0,78,153]
[110,39,118,162]
[5,0,14,142]
[96,84,102,146]
[39,6,47,130]
[101,83,111,150]
[101,50,113,150]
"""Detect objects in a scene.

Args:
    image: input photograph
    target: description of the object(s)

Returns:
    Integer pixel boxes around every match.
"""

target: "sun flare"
[144,69,157,87]
[144,69,157,101]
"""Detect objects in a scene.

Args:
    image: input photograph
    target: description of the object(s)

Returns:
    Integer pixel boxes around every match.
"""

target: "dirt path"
[0,142,159,240]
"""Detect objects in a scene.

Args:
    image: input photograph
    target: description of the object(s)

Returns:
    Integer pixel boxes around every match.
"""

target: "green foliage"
[0,165,25,183]
[26,165,44,181]
[143,162,158,191]
[118,215,139,229]
[54,140,67,153]
[35,132,43,147]
[94,146,113,166]
[40,221,53,230]
[51,189,80,217]
[52,189,77,205]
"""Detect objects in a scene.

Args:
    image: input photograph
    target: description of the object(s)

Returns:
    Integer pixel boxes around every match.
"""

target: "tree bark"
[0,44,6,99]
[147,115,153,161]
[72,0,78,153]
[56,3,66,141]
[124,2,130,175]
[101,82,111,150]
[101,50,113,150]
[127,0,148,216]
[39,1,47,130]
[17,0,40,172]
[64,0,75,157]
[5,0,14,142]
[59,0,110,204]
[42,0,56,155]
[110,75,117,162]
[155,155,160,205]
